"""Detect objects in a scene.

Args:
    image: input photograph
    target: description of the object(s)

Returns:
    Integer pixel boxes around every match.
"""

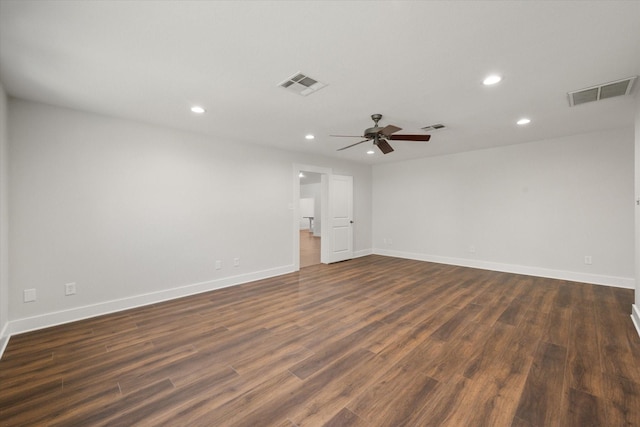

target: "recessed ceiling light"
[483,75,502,85]
[299,172,305,178]
[305,134,315,140]
[517,118,531,125]
[367,150,375,155]
[190,106,205,114]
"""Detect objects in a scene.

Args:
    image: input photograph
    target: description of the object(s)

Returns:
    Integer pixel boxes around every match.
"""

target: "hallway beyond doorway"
[300,229,320,267]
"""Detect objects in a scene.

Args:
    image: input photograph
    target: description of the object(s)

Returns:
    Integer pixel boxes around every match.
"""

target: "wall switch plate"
[24,289,36,303]
[215,260,222,270]
[233,258,240,267]
[584,256,592,265]
[65,282,76,296]
[469,245,476,254]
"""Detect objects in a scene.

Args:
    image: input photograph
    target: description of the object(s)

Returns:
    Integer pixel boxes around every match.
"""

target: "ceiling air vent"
[568,76,637,107]
[421,123,446,132]
[278,72,327,96]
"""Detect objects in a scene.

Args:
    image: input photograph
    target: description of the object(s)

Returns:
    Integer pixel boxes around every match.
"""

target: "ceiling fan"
[332,114,431,154]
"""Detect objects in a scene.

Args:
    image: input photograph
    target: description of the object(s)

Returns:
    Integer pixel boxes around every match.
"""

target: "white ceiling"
[1,1,639,164]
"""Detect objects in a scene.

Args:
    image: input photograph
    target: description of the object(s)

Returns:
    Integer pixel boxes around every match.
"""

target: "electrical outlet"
[23,289,36,303]
[65,282,76,296]
[469,245,476,254]
[215,260,222,270]
[233,257,240,267]
[584,256,592,265]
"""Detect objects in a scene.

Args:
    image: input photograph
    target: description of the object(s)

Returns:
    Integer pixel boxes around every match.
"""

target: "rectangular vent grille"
[568,76,637,106]
[421,123,446,132]
[278,72,327,96]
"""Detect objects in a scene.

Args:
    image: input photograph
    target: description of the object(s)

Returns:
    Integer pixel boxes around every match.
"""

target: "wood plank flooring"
[300,229,321,268]
[1,255,639,426]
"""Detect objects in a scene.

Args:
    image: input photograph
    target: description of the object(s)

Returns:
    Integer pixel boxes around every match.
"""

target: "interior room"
[299,171,322,267]
[0,1,639,425]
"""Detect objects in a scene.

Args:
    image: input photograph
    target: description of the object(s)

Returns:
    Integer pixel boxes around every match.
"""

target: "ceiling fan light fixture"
[483,74,502,85]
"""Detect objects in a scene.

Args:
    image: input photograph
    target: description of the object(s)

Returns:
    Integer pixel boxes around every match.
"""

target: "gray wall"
[7,99,372,331]
[4,96,637,337]
[373,127,635,287]
[635,92,640,309]
[0,83,8,351]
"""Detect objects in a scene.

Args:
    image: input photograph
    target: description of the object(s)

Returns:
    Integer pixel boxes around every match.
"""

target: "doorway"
[299,171,322,267]
[293,164,331,270]
[293,164,354,269]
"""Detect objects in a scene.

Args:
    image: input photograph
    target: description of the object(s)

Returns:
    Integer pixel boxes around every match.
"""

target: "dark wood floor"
[1,255,639,426]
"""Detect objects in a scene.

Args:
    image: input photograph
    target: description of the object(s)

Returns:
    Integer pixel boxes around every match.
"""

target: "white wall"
[7,99,372,332]
[0,83,8,353]
[373,128,635,287]
[300,182,321,235]
[7,96,634,338]
[634,93,640,332]
[299,197,314,229]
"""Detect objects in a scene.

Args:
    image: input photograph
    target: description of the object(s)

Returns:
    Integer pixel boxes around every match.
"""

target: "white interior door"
[326,174,353,263]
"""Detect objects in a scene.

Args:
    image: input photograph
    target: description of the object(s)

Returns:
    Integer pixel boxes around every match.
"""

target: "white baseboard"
[373,248,635,289]
[2,253,634,359]
[632,305,640,339]
[354,248,373,258]
[8,264,296,338]
[0,321,9,360]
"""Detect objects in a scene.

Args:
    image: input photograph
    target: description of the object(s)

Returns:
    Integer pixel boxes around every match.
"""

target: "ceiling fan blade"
[376,139,394,154]
[388,134,431,141]
[330,134,366,138]
[337,139,369,151]
[379,125,402,136]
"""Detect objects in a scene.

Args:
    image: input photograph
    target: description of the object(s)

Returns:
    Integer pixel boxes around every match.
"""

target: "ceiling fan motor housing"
[365,114,384,139]
[334,113,429,154]
[364,126,382,139]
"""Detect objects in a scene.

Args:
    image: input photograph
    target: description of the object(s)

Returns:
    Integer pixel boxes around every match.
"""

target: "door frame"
[293,164,332,270]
